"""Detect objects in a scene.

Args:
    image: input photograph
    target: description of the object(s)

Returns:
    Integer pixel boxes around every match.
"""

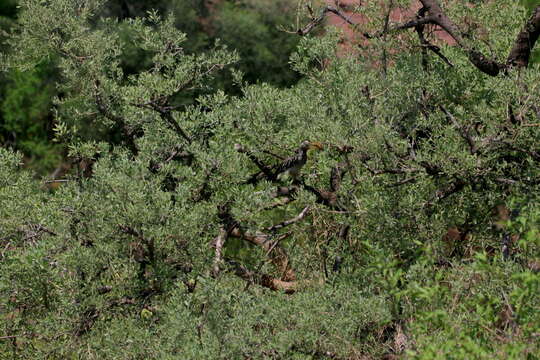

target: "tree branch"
[266,206,310,232]
[329,161,348,192]
[226,259,320,293]
[230,226,295,281]
[297,6,357,36]
[414,7,453,68]
[424,178,466,208]
[507,5,540,68]
[211,227,228,277]
[440,105,477,155]
[235,143,275,181]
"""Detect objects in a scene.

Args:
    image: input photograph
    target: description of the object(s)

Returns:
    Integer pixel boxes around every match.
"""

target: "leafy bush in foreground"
[1,0,539,358]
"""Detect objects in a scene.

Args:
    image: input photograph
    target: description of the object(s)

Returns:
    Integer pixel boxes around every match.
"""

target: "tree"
[0,0,301,175]
[1,0,539,358]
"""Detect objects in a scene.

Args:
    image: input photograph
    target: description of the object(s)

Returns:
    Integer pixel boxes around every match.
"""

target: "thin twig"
[297,6,357,36]
[440,105,477,155]
[266,206,310,231]
[44,179,70,184]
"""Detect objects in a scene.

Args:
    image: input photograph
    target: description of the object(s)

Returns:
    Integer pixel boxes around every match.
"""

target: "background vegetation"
[0,0,301,175]
[1,0,539,359]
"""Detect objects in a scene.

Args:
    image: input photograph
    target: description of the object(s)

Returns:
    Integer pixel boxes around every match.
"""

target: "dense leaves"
[1,0,539,359]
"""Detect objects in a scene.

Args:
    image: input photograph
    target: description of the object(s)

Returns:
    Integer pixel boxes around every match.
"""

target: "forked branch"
[297,1,540,76]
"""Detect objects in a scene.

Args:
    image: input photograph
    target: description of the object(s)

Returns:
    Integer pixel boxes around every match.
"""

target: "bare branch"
[229,227,295,281]
[211,227,228,277]
[365,16,435,39]
[440,105,477,155]
[414,7,453,68]
[381,0,395,75]
[227,259,321,293]
[131,101,192,144]
[44,179,70,184]
[297,6,356,36]
[266,206,310,232]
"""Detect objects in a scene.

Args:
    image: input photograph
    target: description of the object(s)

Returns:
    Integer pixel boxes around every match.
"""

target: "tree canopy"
[1,0,539,358]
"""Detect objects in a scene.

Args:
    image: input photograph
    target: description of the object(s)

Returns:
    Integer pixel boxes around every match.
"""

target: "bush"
[1,0,539,358]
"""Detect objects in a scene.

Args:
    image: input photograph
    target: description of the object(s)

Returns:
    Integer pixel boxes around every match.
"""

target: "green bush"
[1,1,539,358]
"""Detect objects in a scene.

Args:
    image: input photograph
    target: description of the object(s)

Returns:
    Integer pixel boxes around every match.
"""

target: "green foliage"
[214,0,301,88]
[1,0,540,359]
[0,61,61,173]
[0,0,301,174]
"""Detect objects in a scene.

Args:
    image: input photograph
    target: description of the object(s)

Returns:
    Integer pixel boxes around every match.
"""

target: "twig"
[44,179,70,184]
[266,206,310,231]
[230,227,295,281]
[381,0,395,75]
[440,105,477,154]
[386,176,419,187]
[211,227,228,277]
[297,6,357,36]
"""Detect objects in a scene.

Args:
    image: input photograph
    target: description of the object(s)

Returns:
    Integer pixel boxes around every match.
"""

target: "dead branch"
[227,259,322,293]
[211,227,228,277]
[266,206,310,231]
[229,227,295,281]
